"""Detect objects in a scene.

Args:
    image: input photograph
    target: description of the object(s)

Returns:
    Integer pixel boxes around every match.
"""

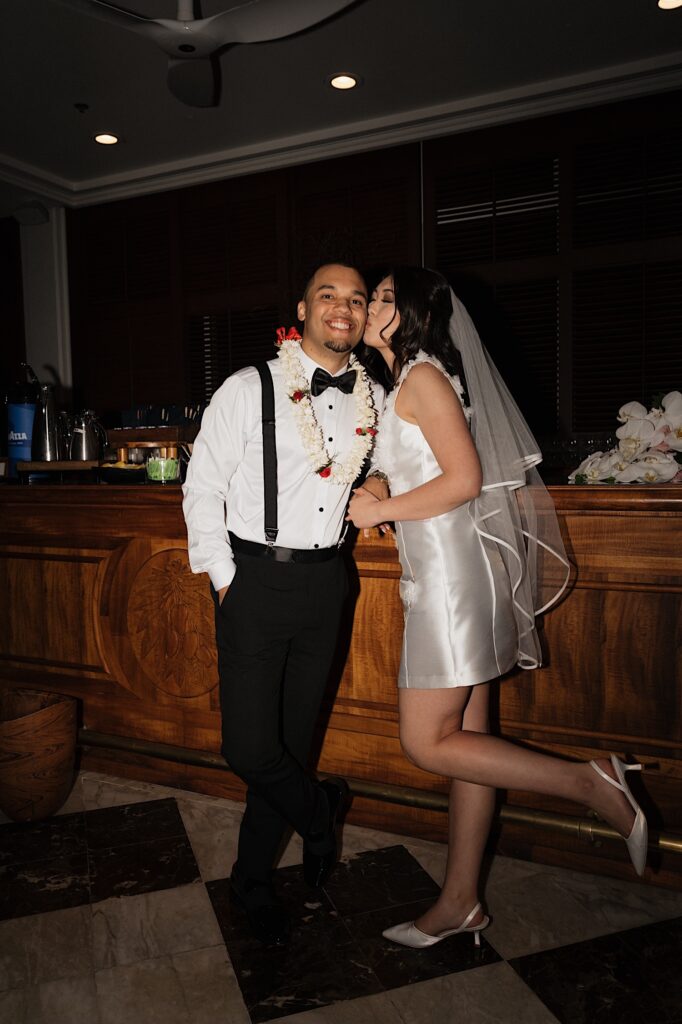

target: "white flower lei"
[276,334,378,484]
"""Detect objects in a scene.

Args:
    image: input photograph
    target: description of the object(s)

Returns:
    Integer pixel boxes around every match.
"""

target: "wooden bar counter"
[1,483,680,888]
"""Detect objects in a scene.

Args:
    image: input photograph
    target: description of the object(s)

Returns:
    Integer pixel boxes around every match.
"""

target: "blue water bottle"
[6,371,38,478]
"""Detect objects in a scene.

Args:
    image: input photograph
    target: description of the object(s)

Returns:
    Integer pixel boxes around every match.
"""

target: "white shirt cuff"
[207,560,236,591]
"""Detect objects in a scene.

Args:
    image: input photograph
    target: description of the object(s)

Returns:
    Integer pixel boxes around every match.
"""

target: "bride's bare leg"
[415,684,494,937]
[398,685,638,932]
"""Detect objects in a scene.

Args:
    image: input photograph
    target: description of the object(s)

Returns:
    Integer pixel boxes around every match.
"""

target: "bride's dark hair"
[389,266,453,371]
[362,266,466,400]
[355,265,469,394]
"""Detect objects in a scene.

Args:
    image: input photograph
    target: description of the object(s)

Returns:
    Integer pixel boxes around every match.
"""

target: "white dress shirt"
[182,347,384,590]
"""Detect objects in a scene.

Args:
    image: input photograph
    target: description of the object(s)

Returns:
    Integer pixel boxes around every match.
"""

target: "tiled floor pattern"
[1,771,682,1024]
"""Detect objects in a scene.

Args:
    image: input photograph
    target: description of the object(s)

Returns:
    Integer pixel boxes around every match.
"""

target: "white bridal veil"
[449,291,571,669]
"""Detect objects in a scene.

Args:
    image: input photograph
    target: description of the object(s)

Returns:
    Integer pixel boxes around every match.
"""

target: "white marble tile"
[0,986,24,1024]
[168,946,251,1024]
[386,962,560,1024]
[483,853,682,959]
[176,787,245,811]
[91,883,224,970]
[95,945,250,1024]
[55,775,86,815]
[0,905,94,991]
[278,989,410,1023]
[184,821,240,882]
[81,770,244,817]
[0,975,101,1024]
[177,794,244,838]
[399,837,448,886]
[80,773,182,810]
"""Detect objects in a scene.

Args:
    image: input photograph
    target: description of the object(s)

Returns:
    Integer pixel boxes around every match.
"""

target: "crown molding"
[0,156,76,205]
[2,50,681,209]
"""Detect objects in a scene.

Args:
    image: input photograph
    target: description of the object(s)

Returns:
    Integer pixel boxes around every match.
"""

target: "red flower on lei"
[318,466,332,478]
[276,326,302,345]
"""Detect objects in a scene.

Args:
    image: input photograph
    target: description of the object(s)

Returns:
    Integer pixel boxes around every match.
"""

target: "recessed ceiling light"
[94,133,119,145]
[658,0,682,8]
[329,73,359,91]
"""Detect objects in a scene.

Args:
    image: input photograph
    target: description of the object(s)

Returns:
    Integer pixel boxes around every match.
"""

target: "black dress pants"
[214,549,347,883]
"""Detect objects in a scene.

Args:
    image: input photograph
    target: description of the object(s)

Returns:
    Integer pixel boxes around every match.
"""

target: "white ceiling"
[1,0,682,215]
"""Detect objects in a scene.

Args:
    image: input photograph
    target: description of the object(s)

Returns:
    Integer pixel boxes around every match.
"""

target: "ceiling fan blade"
[53,0,152,30]
[198,0,358,47]
[54,0,358,106]
[167,55,221,107]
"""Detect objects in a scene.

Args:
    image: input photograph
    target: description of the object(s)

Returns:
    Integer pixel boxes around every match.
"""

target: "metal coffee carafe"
[57,411,73,460]
[70,410,107,461]
[31,383,61,462]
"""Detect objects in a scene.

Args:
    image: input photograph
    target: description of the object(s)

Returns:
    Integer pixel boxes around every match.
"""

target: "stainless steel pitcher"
[31,383,61,462]
[69,410,107,461]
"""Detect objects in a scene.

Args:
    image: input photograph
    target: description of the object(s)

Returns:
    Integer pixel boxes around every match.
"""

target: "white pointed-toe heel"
[590,755,648,876]
[382,902,489,949]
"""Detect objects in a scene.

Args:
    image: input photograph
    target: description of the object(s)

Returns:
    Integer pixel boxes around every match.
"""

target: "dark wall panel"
[0,217,26,428]
[66,92,681,435]
[423,90,682,440]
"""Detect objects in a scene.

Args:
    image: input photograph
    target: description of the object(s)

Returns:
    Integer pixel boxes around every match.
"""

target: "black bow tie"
[310,367,357,397]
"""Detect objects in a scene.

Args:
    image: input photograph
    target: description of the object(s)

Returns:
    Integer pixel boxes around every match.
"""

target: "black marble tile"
[0,798,198,917]
[511,920,681,1024]
[620,915,682,1022]
[0,812,86,867]
[89,832,200,903]
[0,851,90,921]
[344,896,501,990]
[208,867,355,961]
[323,844,440,917]
[208,845,501,1022]
[207,869,380,1023]
[246,950,382,1024]
[85,797,186,850]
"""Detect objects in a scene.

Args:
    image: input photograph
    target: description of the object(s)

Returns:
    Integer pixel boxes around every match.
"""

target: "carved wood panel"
[126,548,217,698]
[0,548,110,675]
[100,538,218,703]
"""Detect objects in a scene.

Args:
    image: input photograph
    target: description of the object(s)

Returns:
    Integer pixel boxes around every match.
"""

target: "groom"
[183,262,385,945]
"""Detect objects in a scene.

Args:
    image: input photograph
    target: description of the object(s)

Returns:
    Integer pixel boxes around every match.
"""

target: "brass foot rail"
[78,729,682,856]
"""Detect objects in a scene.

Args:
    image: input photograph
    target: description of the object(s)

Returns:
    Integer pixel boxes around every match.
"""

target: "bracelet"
[367,470,389,483]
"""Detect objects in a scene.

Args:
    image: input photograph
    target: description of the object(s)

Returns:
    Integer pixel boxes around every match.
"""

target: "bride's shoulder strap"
[398,354,471,419]
[399,350,446,381]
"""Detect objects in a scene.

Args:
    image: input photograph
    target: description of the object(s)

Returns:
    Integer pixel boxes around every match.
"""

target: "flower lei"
[275,326,378,483]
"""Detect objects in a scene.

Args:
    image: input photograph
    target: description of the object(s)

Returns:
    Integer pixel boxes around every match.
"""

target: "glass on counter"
[145,445,180,484]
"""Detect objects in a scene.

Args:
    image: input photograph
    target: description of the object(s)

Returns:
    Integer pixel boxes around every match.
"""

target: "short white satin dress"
[376,352,518,688]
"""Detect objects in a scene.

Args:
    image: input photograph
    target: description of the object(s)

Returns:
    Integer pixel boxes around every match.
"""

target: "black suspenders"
[255,363,278,546]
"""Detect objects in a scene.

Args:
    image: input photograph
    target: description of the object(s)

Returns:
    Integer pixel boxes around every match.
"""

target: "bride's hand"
[346,487,391,534]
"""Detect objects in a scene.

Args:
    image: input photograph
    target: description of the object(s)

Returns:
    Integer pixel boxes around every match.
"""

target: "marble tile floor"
[1,770,682,1024]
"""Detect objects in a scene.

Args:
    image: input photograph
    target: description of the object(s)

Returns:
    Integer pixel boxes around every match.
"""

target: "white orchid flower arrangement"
[569,391,682,485]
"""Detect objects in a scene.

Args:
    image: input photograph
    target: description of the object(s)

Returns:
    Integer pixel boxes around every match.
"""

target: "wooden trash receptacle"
[0,689,78,821]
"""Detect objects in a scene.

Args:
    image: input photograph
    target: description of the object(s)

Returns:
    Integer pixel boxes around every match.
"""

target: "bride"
[348,266,649,949]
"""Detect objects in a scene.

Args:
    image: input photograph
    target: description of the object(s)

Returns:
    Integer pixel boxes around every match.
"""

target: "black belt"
[229,533,338,563]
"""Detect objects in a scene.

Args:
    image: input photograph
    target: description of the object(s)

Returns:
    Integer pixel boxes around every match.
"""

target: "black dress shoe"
[229,873,290,947]
[303,777,350,889]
